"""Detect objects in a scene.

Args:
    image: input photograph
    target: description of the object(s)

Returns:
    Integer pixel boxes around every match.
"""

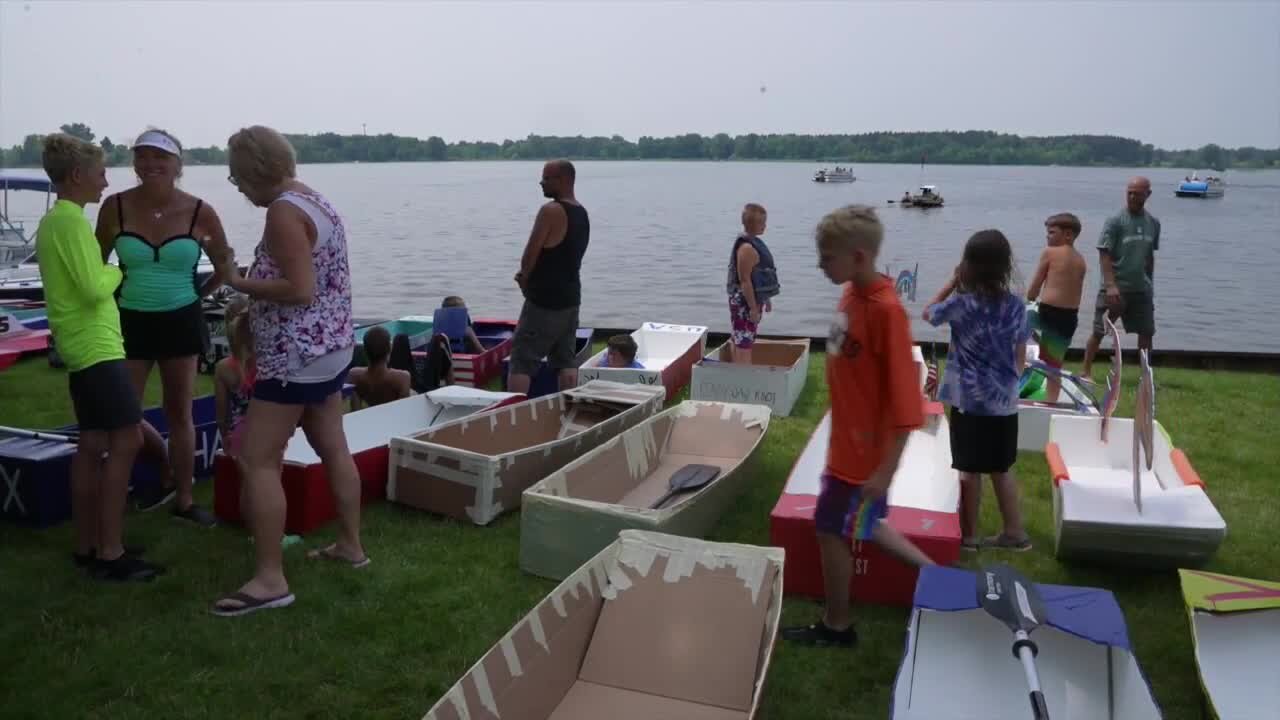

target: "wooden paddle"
[649,464,720,509]
[977,564,1052,720]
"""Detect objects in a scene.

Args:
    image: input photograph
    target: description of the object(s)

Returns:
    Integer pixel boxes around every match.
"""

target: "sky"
[1,0,1278,150]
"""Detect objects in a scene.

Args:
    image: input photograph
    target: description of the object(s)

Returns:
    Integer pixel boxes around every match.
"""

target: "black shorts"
[509,300,580,376]
[1037,303,1078,342]
[120,300,206,361]
[68,359,143,431]
[949,407,1018,474]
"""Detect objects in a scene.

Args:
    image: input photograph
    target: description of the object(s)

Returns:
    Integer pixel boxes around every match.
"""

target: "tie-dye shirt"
[925,290,1031,416]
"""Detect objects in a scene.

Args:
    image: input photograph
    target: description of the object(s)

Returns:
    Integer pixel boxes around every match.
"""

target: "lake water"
[9,161,1279,353]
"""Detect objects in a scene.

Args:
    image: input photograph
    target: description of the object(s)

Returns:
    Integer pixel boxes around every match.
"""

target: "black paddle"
[649,464,720,509]
[977,564,1052,720]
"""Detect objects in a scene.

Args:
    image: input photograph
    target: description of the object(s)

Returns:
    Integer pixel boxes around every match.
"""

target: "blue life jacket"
[726,234,780,301]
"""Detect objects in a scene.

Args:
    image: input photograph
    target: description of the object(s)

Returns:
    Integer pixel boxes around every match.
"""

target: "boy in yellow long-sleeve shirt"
[36,134,160,582]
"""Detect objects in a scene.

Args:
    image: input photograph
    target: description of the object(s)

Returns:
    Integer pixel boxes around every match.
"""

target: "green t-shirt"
[35,199,126,371]
[1097,209,1160,294]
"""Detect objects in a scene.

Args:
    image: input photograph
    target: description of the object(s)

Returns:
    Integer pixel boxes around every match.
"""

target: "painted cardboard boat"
[389,380,667,525]
[690,338,810,417]
[577,322,708,400]
[423,530,783,720]
[413,319,515,389]
[520,400,771,581]
[768,346,960,607]
[213,385,522,534]
[1046,350,1226,566]
[891,565,1162,719]
[0,310,50,363]
[1179,570,1280,720]
[501,326,595,398]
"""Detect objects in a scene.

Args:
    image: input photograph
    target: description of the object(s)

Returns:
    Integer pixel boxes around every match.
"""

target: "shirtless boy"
[1026,213,1087,403]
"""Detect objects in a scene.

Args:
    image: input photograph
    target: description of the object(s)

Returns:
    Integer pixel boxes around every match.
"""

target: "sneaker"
[780,621,857,648]
[91,552,164,582]
[172,503,218,528]
[133,485,176,512]
[984,533,1033,552]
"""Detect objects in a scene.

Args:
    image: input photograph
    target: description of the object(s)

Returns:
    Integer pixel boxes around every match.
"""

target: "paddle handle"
[1028,691,1050,720]
[0,425,77,443]
[1014,634,1049,720]
[649,489,676,510]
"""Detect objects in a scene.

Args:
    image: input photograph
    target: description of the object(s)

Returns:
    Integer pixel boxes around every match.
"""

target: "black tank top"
[526,200,590,309]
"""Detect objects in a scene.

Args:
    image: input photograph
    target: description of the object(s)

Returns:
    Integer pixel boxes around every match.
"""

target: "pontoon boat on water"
[813,166,855,183]
[900,184,944,208]
[1175,172,1225,198]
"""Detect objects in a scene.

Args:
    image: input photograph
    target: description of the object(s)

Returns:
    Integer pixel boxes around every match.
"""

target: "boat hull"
[577,322,708,401]
[691,338,810,417]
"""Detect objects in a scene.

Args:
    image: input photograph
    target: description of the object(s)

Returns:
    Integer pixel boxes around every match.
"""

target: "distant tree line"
[3,123,1276,170]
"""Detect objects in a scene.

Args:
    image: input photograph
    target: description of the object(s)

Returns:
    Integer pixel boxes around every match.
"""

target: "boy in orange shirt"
[782,204,935,648]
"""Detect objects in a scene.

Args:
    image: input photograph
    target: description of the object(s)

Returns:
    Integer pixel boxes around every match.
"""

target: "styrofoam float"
[388,380,666,525]
[520,400,771,581]
[690,338,810,417]
[1179,570,1280,720]
[1046,350,1226,566]
[213,385,522,534]
[424,530,783,720]
[768,346,960,607]
[891,565,1162,719]
[577,322,708,400]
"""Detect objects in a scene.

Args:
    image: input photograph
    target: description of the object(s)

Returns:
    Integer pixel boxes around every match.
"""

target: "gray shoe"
[173,503,218,528]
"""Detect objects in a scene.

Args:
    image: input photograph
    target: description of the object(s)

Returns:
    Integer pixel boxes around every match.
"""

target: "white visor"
[132,130,181,156]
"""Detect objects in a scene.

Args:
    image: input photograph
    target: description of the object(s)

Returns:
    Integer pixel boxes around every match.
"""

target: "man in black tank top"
[508,160,590,394]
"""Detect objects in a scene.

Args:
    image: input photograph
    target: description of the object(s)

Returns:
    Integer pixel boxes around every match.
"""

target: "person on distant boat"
[1080,177,1159,378]
[598,334,643,368]
[1025,213,1087,403]
[902,191,912,203]
[94,128,227,526]
[210,125,367,617]
[440,295,485,354]
[508,160,589,394]
[348,326,412,409]
[726,203,779,364]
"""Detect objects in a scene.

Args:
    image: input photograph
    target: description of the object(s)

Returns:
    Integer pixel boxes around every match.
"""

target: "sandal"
[210,591,296,617]
[984,533,1033,552]
[306,544,371,569]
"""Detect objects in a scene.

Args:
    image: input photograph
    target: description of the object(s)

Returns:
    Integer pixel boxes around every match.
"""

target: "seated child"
[442,295,486,354]
[348,326,413,409]
[214,301,255,459]
[599,334,644,368]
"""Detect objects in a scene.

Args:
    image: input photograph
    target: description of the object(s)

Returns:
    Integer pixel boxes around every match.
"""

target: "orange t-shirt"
[825,275,926,485]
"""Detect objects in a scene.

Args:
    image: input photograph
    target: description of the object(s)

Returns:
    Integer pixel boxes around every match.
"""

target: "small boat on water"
[813,166,855,183]
[1175,172,1226,198]
[899,184,944,208]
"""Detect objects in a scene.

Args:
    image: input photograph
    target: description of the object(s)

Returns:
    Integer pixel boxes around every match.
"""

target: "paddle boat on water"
[899,184,945,208]
[1175,172,1226,198]
[577,322,708,400]
[813,166,856,183]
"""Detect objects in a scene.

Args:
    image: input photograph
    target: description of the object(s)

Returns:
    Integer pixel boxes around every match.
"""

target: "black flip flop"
[209,591,296,617]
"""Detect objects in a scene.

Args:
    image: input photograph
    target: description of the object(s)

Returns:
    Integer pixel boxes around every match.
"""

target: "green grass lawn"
[0,353,1276,720]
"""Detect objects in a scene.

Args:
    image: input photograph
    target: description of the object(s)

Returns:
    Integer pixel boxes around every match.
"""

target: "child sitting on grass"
[598,334,643,368]
[348,326,413,409]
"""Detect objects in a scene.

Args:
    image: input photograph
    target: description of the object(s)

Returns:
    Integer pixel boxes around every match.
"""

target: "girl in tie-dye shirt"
[923,229,1032,552]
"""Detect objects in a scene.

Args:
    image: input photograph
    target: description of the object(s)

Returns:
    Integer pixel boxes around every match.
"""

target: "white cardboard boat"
[424,530,784,720]
[387,380,666,525]
[1046,350,1226,566]
[891,565,1162,719]
[520,400,771,581]
[1016,341,1103,451]
[1179,569,1280,720]
[576,322,707,400]
[690,338,809,417]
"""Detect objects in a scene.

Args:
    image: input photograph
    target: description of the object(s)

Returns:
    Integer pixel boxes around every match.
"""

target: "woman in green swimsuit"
[95,129,229,527]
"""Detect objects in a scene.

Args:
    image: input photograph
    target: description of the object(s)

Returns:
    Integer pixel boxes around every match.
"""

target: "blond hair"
[227,125,296,190]
[815,204,883,253]
[741,203,767,225]
[224,297,254,362]
[41,134,104,186]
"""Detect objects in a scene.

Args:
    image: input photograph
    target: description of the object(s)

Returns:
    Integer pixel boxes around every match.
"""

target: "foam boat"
[520,400,771,581]
[577,322,708,400]
[768,346,960,607]
[501,326,595,398]
[423,530,783,720]
[213,385,521,534]
[891,565,1162,719]
[388,380,666,525]
[1046,349,1226,566]
[690,338,809,417]
[1179,570,1280,720]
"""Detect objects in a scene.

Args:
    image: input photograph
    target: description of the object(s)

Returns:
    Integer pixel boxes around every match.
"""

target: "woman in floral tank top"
[208,126,368,617]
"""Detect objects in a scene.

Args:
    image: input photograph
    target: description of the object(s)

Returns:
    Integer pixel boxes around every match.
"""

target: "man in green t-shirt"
[35,134,161,582]
[1081,176,1160,377]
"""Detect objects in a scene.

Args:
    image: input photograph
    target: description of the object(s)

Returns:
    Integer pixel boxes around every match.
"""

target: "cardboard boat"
[520,400,771,581]
[768,346,960,607]
[413,319,515,389]
[213,385,521,534]
[1179,570,1280,720]
[388,380,667,525]
[690,338,810,417]
[891,565,1162,719]
[423,530,783,720]
[1046,350,1226,566]
[1016,342,1103,451]
[352,316,434,365]
[577,322,708,400]
[501,327,595,399]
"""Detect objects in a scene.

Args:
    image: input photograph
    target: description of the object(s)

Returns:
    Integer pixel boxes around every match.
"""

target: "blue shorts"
[814,474,887,541]
[253,370,348,406]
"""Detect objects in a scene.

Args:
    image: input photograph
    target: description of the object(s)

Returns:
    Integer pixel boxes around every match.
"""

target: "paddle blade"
[649,464,720,509]
[977,564,1048,637]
